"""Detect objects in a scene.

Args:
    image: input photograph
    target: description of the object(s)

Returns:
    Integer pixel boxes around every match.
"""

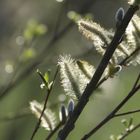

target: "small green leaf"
[37,69,52,90]
[44,71,50,83]
[20,48,36,61]
[23,19,47,41]
[128,117,133,127]
[35,24,47,35]
[67,11,82,22]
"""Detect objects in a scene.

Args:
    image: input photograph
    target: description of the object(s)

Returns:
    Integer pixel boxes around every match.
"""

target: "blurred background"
[0,0,140,140]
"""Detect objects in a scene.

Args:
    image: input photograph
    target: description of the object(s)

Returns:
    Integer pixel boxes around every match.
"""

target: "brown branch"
[57,5,139,140]
[81,82,140,139]
[0,0,96,101]
[114,109,140,117]
[30,68,59,140]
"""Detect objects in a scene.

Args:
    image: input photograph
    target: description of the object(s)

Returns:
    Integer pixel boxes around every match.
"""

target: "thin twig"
[0,5,70,101]
[131,71,140,90]
[57,5,139,140]
[52,0,68,40]
[114,109,140,117]
[119,123,140,140]
[119,47,140,66]
[0,33,138,127]
[0,0,96,101]
[0,0,68,100]
[30,68,59,140]
[97,46,140,88]
[81,82,140,139]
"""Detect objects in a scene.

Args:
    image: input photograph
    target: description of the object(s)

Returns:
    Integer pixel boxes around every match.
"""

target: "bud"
[40,83,45,89]
[129,124,134,130]
[117,134,123,140]
[115,7,125,28]
[59,104,67,124]
[68,99,75,117]
[114,65,122,73]
[109,135,117,140]
[121,119,128,127]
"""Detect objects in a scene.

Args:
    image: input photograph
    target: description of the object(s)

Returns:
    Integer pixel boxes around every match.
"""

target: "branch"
[97,45,140,88]
[119,123,140,140]
[0,0,96,101]
[119,47,140,66]
[131,70,140,90]
[57,5,139,140]
[114,109,140,117]
[81,80,140,140]
[30,68,59,140]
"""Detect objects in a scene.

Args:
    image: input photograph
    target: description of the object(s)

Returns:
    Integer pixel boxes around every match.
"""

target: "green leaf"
[20,48,36,61]
[37,69,52,90]
[44,71,50,83]
[23,19,47,41]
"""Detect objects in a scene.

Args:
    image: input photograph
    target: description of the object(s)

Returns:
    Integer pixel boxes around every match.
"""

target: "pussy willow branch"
[114,109,140,117]
[0,46,139,123]
[81,73,140,140]
[58,5,139,140]
[119,123,140,140]
[30,67,59,140]
[0,0,96,101]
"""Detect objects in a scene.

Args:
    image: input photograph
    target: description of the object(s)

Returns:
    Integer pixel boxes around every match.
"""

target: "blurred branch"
[114,109,140,117]
[81,74,140,140]
[45,122,63,140]
[0,0,96,101]
[0,108,31,122]
[0,1,69,100]
[30,67,59,140]
[52,0,69,39]
[57,5,139,140]
[119,123,140,140]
